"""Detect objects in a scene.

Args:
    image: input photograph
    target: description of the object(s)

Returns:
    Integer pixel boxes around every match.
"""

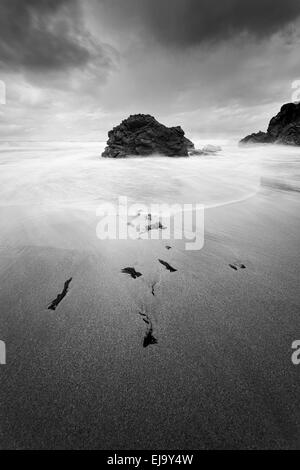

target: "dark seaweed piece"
[139,312,147,317]
[143,329,158,348]
[48,278,72,311]
[229,264,238,271]
[229,263,246,270]
[151,282,156,296]
[158,259,177,272]
[138,311,158,348]
[121,267,142,279]
[146,221,166,232]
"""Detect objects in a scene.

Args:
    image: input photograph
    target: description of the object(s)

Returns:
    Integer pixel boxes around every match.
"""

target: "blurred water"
[0,140,299,249]
[0,141,299,210]
[0,142,262,208]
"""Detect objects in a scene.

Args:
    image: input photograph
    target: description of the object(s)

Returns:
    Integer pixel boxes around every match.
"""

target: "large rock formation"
[240,102,300,146]
[102,114,194,158]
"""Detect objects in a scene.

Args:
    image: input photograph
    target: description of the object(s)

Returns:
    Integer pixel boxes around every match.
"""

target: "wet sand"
[1,186,300,449]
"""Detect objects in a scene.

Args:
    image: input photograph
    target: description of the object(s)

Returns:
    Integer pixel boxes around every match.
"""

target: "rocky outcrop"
[240,102,300,146]
[102,114,194,158]
[239,131,274,145]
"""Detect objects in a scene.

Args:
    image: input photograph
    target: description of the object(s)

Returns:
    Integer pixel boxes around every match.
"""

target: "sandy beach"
[2,0,300,454]
[0,144,300,449]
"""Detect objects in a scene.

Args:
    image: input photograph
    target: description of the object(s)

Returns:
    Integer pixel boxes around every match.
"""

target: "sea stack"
[240,102,300,146]
[101,114,194,158]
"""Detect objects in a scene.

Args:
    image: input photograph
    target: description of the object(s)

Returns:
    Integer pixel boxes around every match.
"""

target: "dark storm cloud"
[99,0,300,47]
[0,0,111,71]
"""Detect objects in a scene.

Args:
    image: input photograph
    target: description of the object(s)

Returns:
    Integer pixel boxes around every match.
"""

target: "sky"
[0,0,300,142]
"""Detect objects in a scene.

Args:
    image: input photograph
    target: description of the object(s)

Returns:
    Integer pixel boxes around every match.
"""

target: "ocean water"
[1,141,299,206]
[0,140,299,249]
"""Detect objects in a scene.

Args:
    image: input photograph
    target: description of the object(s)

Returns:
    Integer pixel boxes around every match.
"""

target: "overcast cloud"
[97,0,300,47]
[0,0,299,141]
